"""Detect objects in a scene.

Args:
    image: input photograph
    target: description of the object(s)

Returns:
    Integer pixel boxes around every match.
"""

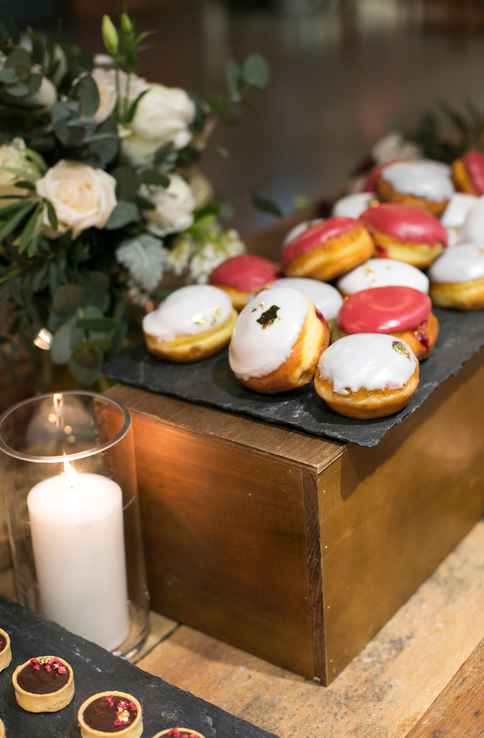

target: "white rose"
[131,84,195,149]
[92,68,148,124]
[121,135,162,168]
[142,174,196,237]
[36,160,117,239]
[0,138,42,201]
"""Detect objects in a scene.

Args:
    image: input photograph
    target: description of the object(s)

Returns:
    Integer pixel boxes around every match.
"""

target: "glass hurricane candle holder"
[0,391,150,661]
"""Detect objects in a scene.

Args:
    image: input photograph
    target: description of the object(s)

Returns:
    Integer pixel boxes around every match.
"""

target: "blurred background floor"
[5,0,484,234]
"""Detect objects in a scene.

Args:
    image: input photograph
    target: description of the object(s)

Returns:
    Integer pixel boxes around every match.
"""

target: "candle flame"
[63,458,77,480]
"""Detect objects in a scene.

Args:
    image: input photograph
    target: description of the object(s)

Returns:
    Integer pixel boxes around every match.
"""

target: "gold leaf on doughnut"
[392,340,411,360]
[257,304,280,329]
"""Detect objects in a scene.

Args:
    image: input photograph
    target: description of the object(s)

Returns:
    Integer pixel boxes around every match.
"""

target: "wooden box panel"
[108,348,484,684]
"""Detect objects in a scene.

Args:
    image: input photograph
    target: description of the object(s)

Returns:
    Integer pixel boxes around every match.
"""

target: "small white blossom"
[189,228,246,284]
[116,233,167,293]
[167,237,193,275]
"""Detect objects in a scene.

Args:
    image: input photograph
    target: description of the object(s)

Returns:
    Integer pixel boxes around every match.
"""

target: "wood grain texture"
[138,521,484,738]
[127,408,319,677]
[321,349,484,681]
[109,348,484,684]
[107,385,342,473]
[406,639,484,738]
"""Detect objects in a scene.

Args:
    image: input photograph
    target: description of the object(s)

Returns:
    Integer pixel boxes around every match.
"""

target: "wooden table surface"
[137,520,484,738]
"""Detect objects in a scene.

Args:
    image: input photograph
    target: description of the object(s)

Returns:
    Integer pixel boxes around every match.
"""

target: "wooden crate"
[107,347,484,685]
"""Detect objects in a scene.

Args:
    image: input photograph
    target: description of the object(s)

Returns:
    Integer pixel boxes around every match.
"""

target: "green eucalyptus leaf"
[51,319,74,364]
[77,317,117,333]
[80,272,110,312]
[105,200,140,229]
[226,60,242,102]
[113,165,140,200]
[52,284,82,317]
[242,54,270,90]
[251,192,284,218]
[69,343,103,386]
[75,73,100,118]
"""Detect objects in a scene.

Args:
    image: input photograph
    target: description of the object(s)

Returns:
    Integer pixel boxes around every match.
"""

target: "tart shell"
[0,629,12,672]
[78,691,143,738]
[12,656,74,713]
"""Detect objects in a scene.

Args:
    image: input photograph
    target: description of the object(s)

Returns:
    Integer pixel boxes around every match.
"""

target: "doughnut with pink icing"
[452,150,484,196]
[337,286,438,360]
[210,254,279,310]
[360,203,447,267]
[282,217,374,281]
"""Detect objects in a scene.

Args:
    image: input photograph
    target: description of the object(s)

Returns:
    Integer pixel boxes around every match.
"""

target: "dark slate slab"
[105,308,484,448]
[0,597,277,738]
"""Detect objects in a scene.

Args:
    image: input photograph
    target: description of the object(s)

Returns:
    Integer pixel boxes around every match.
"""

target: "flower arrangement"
[0,14,269,385]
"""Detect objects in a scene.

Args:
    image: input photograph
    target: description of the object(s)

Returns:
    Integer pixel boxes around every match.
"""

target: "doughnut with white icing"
[272,278,343,321]
[460,196,484,245]
[429,243,484,309]
[336,286,438,360]
[282,217,374,281]
[452,150,484,195]
[360,203,447,268]
[337,258,429,296]
[143,285,237,362]
[441,193,478,246]
[229,287,328,393]
[377,160,454,215]
[332,192,376,219]
[314,333,419,419]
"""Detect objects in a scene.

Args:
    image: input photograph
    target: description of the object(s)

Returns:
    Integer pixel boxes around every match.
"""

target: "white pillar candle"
[27,463,130,651]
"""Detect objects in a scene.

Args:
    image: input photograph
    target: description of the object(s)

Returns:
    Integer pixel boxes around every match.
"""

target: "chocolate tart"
[0,628,12,672]
[78,691,143,738]
[12,656,74,713]
[153,729,207,738]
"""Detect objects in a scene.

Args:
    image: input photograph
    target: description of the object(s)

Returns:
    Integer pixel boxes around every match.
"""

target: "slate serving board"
[105,308,484,448]
[0,597,277,738]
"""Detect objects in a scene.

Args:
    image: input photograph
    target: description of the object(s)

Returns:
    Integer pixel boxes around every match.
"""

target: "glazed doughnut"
[272,277,343,321]
[460,196,484,245]
[229,286,328,393]
[315,333,419,419]
[332,192,376,219]
[429,243,484,310]
[452,150,484,195]
[209,254,279,310]
[377,160,454,215]
[143,285,237,362]
[338,258,428,296]
[282,217,374,281]
[360,203,447,268]
[441,193,478,246]
[337,286,438,360]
